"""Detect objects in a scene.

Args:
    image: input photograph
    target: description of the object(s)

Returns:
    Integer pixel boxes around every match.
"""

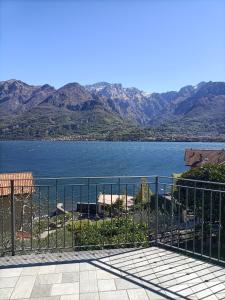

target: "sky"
[0,0,225,93]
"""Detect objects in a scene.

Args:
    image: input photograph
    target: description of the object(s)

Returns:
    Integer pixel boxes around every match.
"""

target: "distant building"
[97,193,134,214]
[76,202,98,216]
[76,194,134,216]
[50,203,68,217]
[0,172,34,197]
[185,149,225,168]
[0,172,34,236]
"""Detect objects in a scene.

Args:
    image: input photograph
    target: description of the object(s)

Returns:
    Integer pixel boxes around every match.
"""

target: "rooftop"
[185,149,225,168]
[0,247,225,300]
[97,193,134,207]
[0,172,34,196]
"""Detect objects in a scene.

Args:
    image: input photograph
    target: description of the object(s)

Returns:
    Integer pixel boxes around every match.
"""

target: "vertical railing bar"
[55,179,58,249]
[38,186,41,250]
[95,183,99,250]
[132,184,135,246]
[140,182,143,229]
[178,186,181,249]
[47,186,50,249]
[155,176,159,245]
[110,184,113,244]
[147,182,151,245]
[79,185,82,248]
[201,190,204,256]
[209,191,213,258]
[10,180,15,256]
[87,178,90,228]
[125,184,128,245]
[63,185,66,249]
[71,185,74,249]
[185,187,188,252]
[30,185,33,251]
[95,184,98,229]
[21,186,24,251]
[118,178,121,198]
[218,192,221,261]
[171,178,174,247]
[117,183,120,249]
[193,182,196,253]
[103,184,105,248]
[1,193,3,253]
[163,184,166,245]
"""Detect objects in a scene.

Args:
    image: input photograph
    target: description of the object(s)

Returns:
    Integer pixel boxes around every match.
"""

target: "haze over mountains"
[0,79,225,140]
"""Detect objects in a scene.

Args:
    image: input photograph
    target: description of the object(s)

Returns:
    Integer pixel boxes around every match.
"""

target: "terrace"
[0,175,225,299]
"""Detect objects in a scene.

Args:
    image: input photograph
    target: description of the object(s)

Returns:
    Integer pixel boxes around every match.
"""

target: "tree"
[135,177,152,205]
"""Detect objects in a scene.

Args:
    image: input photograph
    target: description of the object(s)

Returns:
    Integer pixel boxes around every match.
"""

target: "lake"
[1,141,225,178]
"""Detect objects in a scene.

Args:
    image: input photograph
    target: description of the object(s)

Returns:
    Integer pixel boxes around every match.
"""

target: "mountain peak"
[59,82,82,90]
[0,79,29,86]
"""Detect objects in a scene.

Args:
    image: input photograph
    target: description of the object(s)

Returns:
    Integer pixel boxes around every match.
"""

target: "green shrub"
[66,216,148,248]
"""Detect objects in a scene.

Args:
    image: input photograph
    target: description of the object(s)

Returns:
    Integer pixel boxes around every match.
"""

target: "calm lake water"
[1,141,225,178]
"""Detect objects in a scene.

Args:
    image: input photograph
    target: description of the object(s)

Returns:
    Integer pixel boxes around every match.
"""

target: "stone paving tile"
[115,278,140,290]
[0,287,13,300]
[190,282,210,293]
[11,275,36,299]
[21,266,40,276]
[194,288,216,299]
[167,283,194,294]
[38,265,56,274]
[96,270,118,279]
[217,274,225,282]
[173,287,194,298]
[217,292,225,300]
[98,279,116,292]
[30,284,52,298]
[127,288,149,300]
[29,297,60,300]
[99,290,129,300]
[209,282,225,294]
[0,276,18,288]
[80,262,96,271]
[80,292,99,300]
[93,263,121,276]
[36,273,62,284]
[140,273,157,281]
[61,272,79,283]
[55,263,80,273]
[51,282,79,296]
[0,268,22,278]
[80,270,98,293]
[60,295,80,300]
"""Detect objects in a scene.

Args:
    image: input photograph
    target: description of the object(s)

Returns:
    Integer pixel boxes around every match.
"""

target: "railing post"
[155,176,159,245]
[10,180,16,256]
[118,178,121,196]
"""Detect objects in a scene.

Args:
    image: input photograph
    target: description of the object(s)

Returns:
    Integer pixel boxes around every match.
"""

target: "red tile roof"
[0,172,34,196]
[185,149,225,168]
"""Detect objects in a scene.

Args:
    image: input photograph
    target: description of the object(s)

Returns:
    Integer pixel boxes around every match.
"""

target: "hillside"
[0,79,225,141]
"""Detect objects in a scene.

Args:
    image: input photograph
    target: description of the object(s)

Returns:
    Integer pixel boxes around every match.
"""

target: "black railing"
[0,175,224,266]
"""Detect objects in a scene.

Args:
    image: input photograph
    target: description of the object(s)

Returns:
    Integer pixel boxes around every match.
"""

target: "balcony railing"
[0,176,224,265]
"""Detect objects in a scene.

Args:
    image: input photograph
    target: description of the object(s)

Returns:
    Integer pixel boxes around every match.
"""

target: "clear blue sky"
[0,0,225,92]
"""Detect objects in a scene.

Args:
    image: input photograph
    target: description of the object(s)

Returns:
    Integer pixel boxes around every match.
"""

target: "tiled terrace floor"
[0,247,225,300]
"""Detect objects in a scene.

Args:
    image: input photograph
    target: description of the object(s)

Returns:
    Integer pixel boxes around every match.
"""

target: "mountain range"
[1,79,225,141]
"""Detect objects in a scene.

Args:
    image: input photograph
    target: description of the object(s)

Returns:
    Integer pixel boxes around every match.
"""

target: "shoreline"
[1,138,225,143]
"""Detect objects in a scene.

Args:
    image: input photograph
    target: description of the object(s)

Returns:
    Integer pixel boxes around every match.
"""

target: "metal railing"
[0,175,224,266]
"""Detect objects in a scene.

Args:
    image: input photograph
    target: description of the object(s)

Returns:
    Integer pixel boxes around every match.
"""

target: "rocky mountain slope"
[0,79,225,140]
